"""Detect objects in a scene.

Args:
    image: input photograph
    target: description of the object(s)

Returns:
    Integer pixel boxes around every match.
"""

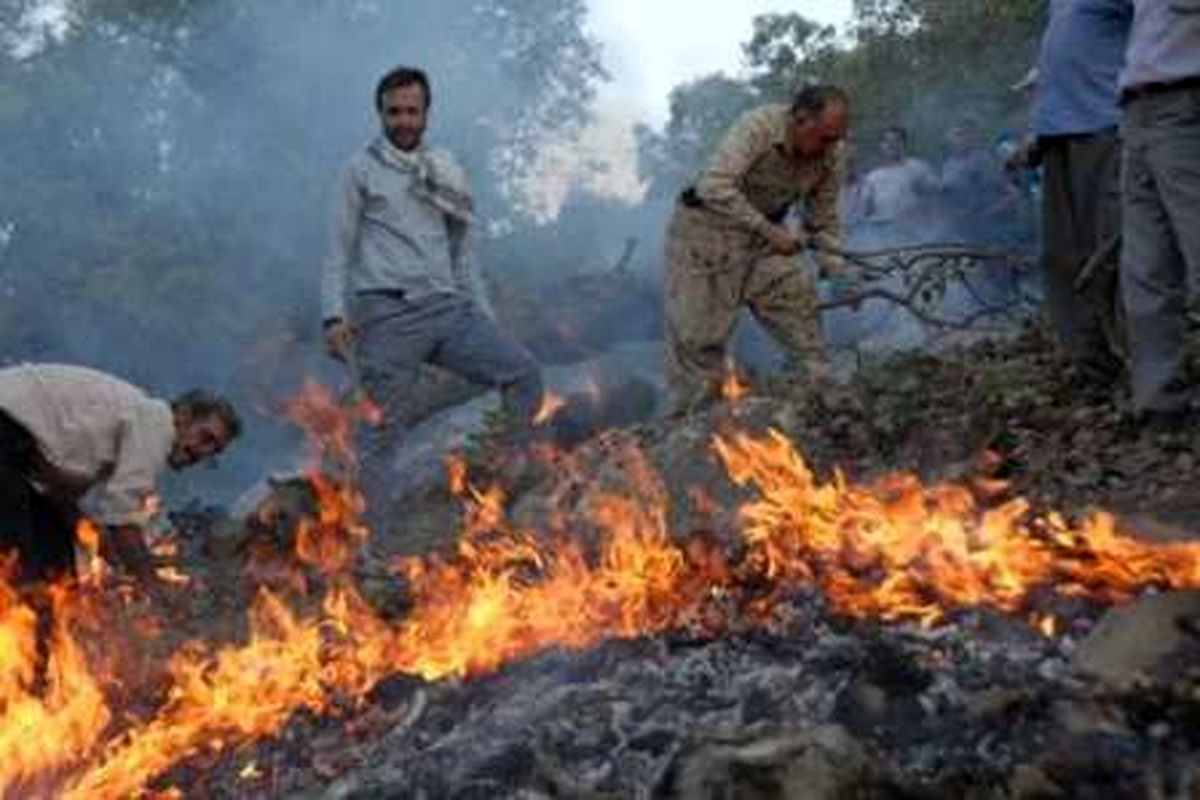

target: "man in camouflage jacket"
[665,85,851,413]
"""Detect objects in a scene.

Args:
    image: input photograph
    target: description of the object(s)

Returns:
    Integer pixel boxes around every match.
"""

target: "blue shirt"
[1030,0,1132,137]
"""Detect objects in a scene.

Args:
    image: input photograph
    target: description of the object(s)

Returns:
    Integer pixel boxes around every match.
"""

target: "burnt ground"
[94,325,1200,798]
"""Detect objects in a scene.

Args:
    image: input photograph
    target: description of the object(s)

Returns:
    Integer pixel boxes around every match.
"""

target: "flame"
[7,408,1200,797]
[74,519,109,588]
[532,391,567,427]
[719,361,750,403]
[0,584,111,797]
[713,429,1200,625]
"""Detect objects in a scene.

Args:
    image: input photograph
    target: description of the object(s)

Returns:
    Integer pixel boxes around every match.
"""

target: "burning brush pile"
[3,367,1200,799]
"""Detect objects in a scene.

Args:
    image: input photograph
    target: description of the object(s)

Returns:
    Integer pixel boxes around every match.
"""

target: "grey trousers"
[1039,132,1123,383]
[351,290,543,510]
[1120,86,1200,413]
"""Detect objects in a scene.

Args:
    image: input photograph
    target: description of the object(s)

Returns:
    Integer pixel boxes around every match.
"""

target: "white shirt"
[0,364,174,526]
[861,158,940,222]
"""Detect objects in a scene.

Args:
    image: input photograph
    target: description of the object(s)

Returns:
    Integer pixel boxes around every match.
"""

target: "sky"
[517,0,854,214]
[587,0,856,127]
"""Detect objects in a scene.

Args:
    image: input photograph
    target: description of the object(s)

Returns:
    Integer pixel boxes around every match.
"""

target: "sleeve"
[694,108,779,238]
[805,148,848,276]
[320,161,364,323]
[91,408,173,528]
[917,159,942,192]
[447,216,495,318]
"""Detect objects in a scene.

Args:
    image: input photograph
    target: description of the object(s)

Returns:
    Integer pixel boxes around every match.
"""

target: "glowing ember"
[719,361,750,403]
[532,391,567,426]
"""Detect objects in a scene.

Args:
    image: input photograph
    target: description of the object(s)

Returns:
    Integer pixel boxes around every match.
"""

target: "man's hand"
[765,224,805,256]
[102,524,158,583]
[1004,137,1042,172]
[323,319,354,363]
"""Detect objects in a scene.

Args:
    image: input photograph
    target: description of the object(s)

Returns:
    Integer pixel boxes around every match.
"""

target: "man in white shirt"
[859,126,940,226]
[0,363,240,585]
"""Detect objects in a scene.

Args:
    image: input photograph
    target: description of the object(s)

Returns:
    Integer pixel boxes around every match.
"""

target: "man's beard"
[387,127,424,151]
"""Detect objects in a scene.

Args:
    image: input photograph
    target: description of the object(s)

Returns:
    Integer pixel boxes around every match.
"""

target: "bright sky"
[587,0,856,127]
[516,0,854,216]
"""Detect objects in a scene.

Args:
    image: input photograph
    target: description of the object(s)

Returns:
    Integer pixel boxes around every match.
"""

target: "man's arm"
[694,107,781,239]
[805,149,848,277]
[447,217,495,317]
[915,159,942,194]
[92,410,173,581]
[321,162,365,336]
[102,523,157,581]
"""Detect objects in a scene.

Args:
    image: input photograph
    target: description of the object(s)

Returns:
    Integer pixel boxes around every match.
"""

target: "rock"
[664,725,887,800]
[205,470,316,559]
[1072,591,1200,685]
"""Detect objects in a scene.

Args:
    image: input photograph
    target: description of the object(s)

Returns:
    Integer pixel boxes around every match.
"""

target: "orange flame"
[532,392,567,427]
[719,361,750,403]
[5,417,1200,797]
[713,429,1200,625]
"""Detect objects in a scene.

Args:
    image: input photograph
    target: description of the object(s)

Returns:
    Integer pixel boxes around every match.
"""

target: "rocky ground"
[125,322,1200,799]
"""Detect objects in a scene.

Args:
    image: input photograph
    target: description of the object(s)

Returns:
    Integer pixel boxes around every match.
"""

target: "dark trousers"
[0,412,78,584]
[1039,131,1124,384]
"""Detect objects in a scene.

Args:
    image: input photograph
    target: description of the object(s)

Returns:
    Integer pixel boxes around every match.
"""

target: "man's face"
[880,129,905,162]
[790,102,849,159]
[379,83,428,152]
[948,124,973,153]
[170,415,233,470]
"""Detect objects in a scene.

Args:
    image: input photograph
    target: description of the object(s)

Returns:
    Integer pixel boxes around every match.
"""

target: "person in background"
[940,115,1012,243]
[858,126,941,230]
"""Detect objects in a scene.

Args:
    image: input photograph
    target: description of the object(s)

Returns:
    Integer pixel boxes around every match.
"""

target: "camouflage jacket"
[693,103,845,270]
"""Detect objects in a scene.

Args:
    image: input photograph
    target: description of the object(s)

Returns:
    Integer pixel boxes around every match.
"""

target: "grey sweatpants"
[1039,131,1123,383]
[1120,86,1200,413]
[351,290,543,512]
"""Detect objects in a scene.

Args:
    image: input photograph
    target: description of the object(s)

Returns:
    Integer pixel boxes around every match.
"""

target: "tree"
[636,75,760,199]
[0,0,608,496]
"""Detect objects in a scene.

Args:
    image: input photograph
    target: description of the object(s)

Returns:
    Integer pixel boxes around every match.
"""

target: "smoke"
[0,0,666,502]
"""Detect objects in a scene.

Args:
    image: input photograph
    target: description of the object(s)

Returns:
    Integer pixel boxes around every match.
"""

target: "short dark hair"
[790,84,849,117]
[882,125,908,145]
[375,65,431,111]
[172,389,242,439]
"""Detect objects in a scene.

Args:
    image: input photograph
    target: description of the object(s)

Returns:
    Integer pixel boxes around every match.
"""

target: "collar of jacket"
[368,136,475,224]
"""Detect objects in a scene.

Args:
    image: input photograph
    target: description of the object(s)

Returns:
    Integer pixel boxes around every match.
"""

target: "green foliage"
[0,0,606,356]
[635,75,759,199]
[639,0,1045,191]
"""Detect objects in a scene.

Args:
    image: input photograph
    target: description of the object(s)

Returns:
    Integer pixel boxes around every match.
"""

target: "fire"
[6,396,1200,797]
[532,391,567,426]
[713,429,1200,624]
[74,519,108,587]
[0,584,111,798]
[719,360,750,403]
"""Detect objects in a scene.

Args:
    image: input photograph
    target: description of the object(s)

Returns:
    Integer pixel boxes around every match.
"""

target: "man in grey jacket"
[321,66,543,523]
[1118,1,1200,428]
